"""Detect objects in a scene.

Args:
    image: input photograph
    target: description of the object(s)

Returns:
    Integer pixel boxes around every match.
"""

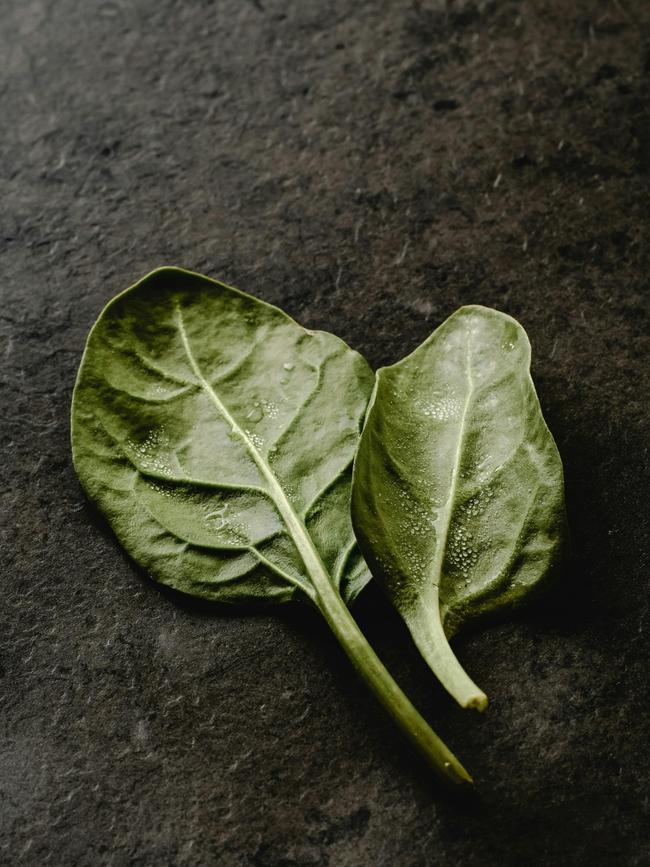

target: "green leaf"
[71,266,372,607]
[71,267,473,786]
[352,305,567,711]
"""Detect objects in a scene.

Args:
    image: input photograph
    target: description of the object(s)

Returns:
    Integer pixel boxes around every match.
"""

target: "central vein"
[174,306,331,601]
[407,329,488,709]
[432,330,474,594]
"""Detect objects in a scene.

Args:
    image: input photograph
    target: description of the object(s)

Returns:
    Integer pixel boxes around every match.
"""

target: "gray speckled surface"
[2,1,649,865]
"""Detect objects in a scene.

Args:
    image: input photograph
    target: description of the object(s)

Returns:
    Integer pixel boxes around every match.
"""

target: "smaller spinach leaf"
[352,305,567,710]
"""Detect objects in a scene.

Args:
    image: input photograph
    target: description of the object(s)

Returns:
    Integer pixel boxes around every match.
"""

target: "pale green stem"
[405,596,488,711]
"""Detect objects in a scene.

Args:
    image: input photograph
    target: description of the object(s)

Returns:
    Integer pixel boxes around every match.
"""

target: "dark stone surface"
[2,1,649,864]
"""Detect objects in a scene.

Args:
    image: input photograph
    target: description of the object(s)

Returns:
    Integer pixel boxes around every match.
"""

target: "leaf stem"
[314,580,473,787]
[405,597,488,711]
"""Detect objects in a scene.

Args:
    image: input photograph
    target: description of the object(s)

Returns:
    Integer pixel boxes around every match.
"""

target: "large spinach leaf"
[352,305,566,710]
[71,267,472,786]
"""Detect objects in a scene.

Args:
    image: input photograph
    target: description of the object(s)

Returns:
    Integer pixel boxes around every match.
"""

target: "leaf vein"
[303,455,353,520]
[173,303,334,601]
[266,352,339,453]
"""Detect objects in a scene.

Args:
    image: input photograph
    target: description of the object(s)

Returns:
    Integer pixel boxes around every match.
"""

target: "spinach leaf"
[352,305,566,710]
[71,267,472,786]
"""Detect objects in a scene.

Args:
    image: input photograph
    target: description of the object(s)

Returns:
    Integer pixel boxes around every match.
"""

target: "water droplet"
[244,429,264,450]
[261,400,279,419]
[246,403,264,423]
[282,483,296,501]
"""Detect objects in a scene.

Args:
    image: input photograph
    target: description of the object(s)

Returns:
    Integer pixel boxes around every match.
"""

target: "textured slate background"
[2,1,649,865]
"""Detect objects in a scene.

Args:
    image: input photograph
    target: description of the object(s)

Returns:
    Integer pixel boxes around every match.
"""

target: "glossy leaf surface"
[352,305,566,710]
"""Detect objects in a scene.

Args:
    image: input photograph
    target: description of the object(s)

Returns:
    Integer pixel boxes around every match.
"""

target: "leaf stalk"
[406,598,488,711]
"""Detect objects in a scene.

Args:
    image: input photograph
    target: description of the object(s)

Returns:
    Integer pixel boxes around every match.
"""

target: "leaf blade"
[351,305,567,708]
[71,266,373,606]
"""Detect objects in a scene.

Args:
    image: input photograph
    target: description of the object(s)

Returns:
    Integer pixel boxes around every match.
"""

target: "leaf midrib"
[175,304,331,603]
[431,330,474,596]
